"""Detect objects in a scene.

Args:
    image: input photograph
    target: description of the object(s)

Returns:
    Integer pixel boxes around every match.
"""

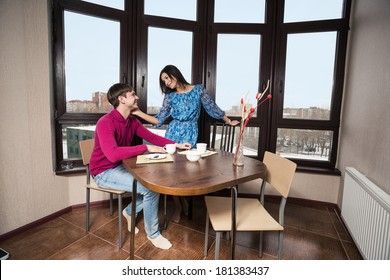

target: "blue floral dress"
[154,84,225,146]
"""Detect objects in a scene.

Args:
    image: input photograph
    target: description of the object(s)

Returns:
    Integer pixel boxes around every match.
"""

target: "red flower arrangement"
[233,80,272,166]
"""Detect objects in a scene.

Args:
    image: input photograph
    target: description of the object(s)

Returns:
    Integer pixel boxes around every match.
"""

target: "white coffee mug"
[164,144,176,154]
[196,143,207,153]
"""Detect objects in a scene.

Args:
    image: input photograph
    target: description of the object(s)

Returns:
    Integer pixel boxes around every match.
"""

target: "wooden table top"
[122,150,267,196]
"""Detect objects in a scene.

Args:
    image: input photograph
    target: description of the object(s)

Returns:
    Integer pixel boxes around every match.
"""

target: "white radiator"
[341,167,390,260]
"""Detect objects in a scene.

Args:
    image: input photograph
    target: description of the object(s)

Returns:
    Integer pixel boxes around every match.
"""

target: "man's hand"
[146,145,166,154]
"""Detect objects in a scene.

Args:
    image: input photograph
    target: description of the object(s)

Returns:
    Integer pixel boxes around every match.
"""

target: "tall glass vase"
[233,127,245,166]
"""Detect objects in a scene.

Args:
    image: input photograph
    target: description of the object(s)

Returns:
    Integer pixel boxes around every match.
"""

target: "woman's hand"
[223,116,240,126]
[132,109,159,125]
[176,143,192,150]
[229,120,240,126]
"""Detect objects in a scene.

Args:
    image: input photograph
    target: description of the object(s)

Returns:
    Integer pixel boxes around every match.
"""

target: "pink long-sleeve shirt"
[89,109,174,175]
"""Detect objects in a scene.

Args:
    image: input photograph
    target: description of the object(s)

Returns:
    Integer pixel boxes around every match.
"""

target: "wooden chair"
[204,151,297,259]
[210,120,240,197]
[210,121,237,153]
[163,121,236,229]
[79,139,127,248]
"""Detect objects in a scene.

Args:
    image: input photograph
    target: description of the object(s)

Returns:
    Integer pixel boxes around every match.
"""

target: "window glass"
[214,0,265,23]
[209,124,259,156]
[63,124,96,160]
[241,126,259,156]
[216,34,261,117]
[147,27,192,113]
[144,0,196,21]
[283,32,336,120]
[277,128,333,161]
[63,123,169,161]
[64,11,119,113]
[81,0,124,10]
[284,0,343,23]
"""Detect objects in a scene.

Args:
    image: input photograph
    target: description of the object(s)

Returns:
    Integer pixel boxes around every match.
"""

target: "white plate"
[181,149,208,155]
[146,154,167,160]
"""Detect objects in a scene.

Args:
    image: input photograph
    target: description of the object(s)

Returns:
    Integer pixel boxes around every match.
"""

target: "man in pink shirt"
[90,83,191,250]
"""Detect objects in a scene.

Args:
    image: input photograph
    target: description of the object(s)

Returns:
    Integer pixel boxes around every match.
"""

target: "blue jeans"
[93,164,160,239]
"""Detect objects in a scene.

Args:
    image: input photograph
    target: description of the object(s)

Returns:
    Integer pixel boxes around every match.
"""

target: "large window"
[144,0,196,21]
[52,0,351,174]
[215,34,261,118]
[147,27,193,114]
[283,32,337,121]
[272,0,350,170]
[64,11,120,114]
[53,0,128,173]
[214,0,266,23]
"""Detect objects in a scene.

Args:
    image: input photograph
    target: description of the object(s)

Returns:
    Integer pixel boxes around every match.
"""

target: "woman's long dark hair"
[159,65,190,94]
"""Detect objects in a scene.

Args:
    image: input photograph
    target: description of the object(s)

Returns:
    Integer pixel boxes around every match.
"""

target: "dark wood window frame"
[270,0,351,174]
[52,0,351,175]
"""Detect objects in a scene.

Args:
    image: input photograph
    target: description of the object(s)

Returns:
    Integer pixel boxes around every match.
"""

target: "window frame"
[270,0,351,171]
[203,0,275,160]
[51,0,351,174]
[52,0,131,173]
[134,0,206,116]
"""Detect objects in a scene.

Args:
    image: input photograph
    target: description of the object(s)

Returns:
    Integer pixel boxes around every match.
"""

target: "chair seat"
[85,183,126,195]
[204,152,296,259]
[205,196,283,232]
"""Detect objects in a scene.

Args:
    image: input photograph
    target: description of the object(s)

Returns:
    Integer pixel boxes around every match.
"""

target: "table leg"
[163,194,167,230]
[230,186,237,260]
[188,196,193,220]
[130,179,137,260]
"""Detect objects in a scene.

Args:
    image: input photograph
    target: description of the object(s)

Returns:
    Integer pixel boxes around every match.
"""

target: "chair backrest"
[263,151,297,198]
[79,138,94,166]
[210,121,237,152]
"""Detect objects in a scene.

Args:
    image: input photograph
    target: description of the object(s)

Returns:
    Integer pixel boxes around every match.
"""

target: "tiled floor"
[0,195,362,260]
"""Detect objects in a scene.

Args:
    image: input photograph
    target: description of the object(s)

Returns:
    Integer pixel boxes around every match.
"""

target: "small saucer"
[146,154,167,160]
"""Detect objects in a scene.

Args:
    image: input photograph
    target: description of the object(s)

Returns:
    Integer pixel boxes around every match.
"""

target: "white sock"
[122,209,139,234]
[147,235,172,250]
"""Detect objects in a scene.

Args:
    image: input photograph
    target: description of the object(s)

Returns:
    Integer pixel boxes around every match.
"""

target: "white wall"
[0,0,68,234]
[337,0,390,206]
[0,0,122,236]
[239,173,340,204]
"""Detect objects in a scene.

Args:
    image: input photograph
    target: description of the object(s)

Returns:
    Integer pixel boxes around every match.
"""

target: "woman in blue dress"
[132,65,239,222]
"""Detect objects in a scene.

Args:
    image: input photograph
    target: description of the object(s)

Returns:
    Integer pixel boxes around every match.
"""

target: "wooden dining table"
[122,149,267,260]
